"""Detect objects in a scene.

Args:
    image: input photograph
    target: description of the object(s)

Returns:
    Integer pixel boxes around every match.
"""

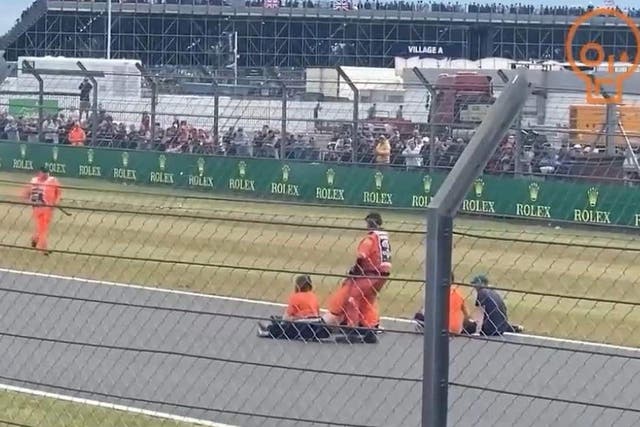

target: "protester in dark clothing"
[471,275,523,336]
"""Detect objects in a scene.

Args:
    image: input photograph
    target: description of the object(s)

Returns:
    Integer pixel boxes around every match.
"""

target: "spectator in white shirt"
[5,116,19,141]
[234,128,252,157]
[402,139,423,169]
[43,117,59,144]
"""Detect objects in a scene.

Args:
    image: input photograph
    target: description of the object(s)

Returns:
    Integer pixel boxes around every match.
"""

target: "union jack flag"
[263,0,280,8]
[333,0,350,10]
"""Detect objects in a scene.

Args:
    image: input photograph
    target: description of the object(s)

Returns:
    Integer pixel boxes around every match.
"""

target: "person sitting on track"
[414,273,478,335]
[257,275,329,341]
[283,274,320,321]
[471,275,524,336]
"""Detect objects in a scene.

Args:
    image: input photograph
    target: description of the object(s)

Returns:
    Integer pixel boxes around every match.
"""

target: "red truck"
[430,72,495,129]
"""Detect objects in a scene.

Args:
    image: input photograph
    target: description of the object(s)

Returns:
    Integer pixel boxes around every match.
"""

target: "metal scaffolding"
[8,2,635,68]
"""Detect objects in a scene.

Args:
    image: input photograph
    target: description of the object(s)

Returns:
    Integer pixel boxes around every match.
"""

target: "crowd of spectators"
[59,0,640,17]
[0,105,633,179]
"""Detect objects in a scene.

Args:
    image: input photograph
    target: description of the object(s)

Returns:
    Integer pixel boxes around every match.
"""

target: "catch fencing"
[0,66,638,427]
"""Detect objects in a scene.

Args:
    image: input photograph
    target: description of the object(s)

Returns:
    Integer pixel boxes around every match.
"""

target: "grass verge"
[0,389,201,427]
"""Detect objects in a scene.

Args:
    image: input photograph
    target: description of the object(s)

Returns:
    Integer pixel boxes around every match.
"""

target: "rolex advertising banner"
[0,141,634,228]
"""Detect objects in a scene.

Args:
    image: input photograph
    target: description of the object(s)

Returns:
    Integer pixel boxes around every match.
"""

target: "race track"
[0,270,638,427]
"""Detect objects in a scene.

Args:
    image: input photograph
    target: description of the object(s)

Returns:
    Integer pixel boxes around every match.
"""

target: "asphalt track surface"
[0,270,638,427]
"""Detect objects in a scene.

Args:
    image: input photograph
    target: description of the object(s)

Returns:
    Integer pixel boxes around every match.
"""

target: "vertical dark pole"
[605,103,617,156]
[135,63,156,148]
[336,67,359,164]
[352,90,359,164]
[150,79,157,147]
[412,67,437,170]
[91,83,99,146]
[429,124,436,171]
[422,209,453,427]
[213,80,219,143]
[514,112,523,175]
[281,81,287,161]
[37,77,44,143]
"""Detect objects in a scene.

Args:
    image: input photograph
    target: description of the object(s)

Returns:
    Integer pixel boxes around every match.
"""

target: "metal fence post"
[150,79,157,146]
[422,72,529,427]
[336,67,359,163]
[514,112,524,174]
[412,67,437,170]
[77,61,99,146]
[212,79,219,143]
[136,63,157,147]
[423,208,453,427]
[22,61,44,142]
[605,103,617,156]
[280,80,287,161]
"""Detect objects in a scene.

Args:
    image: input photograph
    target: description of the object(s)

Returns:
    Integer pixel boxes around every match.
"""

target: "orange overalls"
[25,176,61,251]
[68,125,86,146]
[326,230,392,327]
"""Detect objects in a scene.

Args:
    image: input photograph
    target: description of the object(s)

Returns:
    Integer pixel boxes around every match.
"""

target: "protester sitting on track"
[283,274,320,321]
[257,275,329,341]
[471,275,524,336]
[414,273,478,335]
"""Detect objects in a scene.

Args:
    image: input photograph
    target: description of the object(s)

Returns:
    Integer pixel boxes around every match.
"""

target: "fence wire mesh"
[0,170,639,426]
[0,178,427,427]
[1,63,640,427]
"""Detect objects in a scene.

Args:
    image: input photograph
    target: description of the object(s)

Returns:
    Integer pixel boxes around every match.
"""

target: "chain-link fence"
[0,63,640,427]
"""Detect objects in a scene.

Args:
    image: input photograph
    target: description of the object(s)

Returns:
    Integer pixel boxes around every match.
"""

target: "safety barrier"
[2,141,636,227]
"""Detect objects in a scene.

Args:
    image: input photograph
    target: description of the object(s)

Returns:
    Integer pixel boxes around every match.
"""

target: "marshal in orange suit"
[23,167,62,255]
[324,212,391,328]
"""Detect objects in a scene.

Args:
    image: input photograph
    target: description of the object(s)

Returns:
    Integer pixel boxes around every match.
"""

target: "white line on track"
[0,382,237,427]
[1,268,639,355]
[0,267,415,322]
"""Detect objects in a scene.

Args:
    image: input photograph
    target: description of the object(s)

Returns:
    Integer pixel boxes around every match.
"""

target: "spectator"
[141,112,151,134]
[396,105,403,120]
[367,103,376,119]
[113,123,128,149]
[520,145,535,174]
[374,135,391,165]
[5,116,19,141]
[234,128,251,157]
[128,124,143,150]
[68,122,86,146]
[79,78,93,121]
[22,117,39,143]
[313,102,322,130]
[402,139,422,169]
[43,116,59,144]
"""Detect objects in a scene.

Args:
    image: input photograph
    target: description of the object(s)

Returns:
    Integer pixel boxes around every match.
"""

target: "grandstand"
[1,0,640,69]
